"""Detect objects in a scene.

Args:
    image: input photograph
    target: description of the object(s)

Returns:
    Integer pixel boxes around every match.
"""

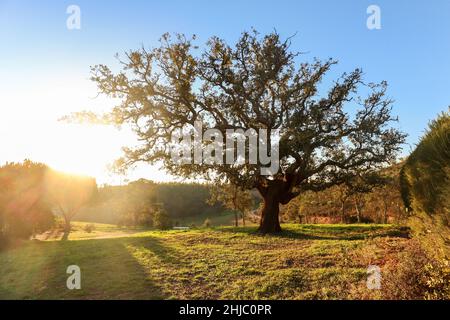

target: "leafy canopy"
[66,30,406,199]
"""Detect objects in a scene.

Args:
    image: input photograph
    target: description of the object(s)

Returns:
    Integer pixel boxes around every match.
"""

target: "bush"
[400,109,450,259]
[152,209,172,230]
[203,218,212,228]
[0,161,55,242]
[83,223,95,233]
[382,240,450,299]
[401,110,450,215]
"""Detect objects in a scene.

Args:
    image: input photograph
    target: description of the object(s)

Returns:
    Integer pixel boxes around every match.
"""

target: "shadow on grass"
[122,235,187,267]
[0,235,175,299]
[214,224,411,241]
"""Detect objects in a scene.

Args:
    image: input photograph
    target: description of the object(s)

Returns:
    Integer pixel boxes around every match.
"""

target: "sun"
[43,123,125,180]
[45,123,174,184]
[1,72,173,185]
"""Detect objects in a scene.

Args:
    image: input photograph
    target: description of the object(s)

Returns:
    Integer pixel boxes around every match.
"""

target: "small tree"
[336,171,386,223]
[285,187,341,224]
[45,171,97,237]
[123,179,156,226]
[153,208,173,230]
[0,160,55,241]
[208,184,254,226]
[366,162,404,223]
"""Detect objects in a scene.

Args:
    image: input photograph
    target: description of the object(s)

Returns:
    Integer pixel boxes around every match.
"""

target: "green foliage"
[0,160,55,243]
[401,109,450,215]
[152,209,173,230]
[208,183,255,226]
[282,162,406,224]
[400,109,450,259]
[67,30,405,234]
[44,170,97,230]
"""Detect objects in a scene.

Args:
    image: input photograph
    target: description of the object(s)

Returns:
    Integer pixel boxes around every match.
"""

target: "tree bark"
[63,214,71,232]
[256,178,298,234]
[62,214,72,241]
[232,190,238,227]
[258,192,282,234]
[341,200,346,223]
[354,199,361,223]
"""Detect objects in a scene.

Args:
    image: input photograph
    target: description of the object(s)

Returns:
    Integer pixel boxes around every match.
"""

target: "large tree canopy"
[67,30,406,233]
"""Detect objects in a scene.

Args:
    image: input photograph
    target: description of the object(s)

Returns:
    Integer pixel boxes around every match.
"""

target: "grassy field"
[174,210,258,227]
[0,222,412,300]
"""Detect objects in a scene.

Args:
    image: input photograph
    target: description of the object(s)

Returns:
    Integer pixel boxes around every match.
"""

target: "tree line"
[281,161,405,224]
[76,179,226,227]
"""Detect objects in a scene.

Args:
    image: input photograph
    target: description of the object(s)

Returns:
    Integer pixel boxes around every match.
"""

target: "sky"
[0,0,449,184]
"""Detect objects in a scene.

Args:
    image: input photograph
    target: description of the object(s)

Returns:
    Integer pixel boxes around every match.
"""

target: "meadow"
[0,222,413,300]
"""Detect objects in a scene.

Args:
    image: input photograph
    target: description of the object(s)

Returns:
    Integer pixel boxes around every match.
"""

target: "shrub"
[400,109,450,259]
[203,218,212,228]
[401,109,450,214]
[83,223,95,233]
[0,160,55,242]
[382,240,450,299]
[152,209,172,230]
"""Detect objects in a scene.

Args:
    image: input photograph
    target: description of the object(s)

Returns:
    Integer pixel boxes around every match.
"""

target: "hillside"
[0,222,419,300]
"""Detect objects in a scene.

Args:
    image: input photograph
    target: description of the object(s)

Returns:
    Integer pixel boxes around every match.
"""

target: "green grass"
[0,222,411,300]
[35,221,148,241]
[173,210,257,227]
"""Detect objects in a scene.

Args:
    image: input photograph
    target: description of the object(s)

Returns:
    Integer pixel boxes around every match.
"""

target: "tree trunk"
[62,214,71,241]
[257,178,299,234]
[63,215,71,232]
[258,193,282,234]
[242,213,246,227]
[354,199,361,223]
[341,200,346,223]
[233,189,238,227]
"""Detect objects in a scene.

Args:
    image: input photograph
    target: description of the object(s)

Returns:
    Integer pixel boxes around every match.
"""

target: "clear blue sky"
[0,0,449,181]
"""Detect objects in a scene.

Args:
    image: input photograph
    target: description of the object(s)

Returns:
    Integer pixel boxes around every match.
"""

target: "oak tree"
[68,31,406,233]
